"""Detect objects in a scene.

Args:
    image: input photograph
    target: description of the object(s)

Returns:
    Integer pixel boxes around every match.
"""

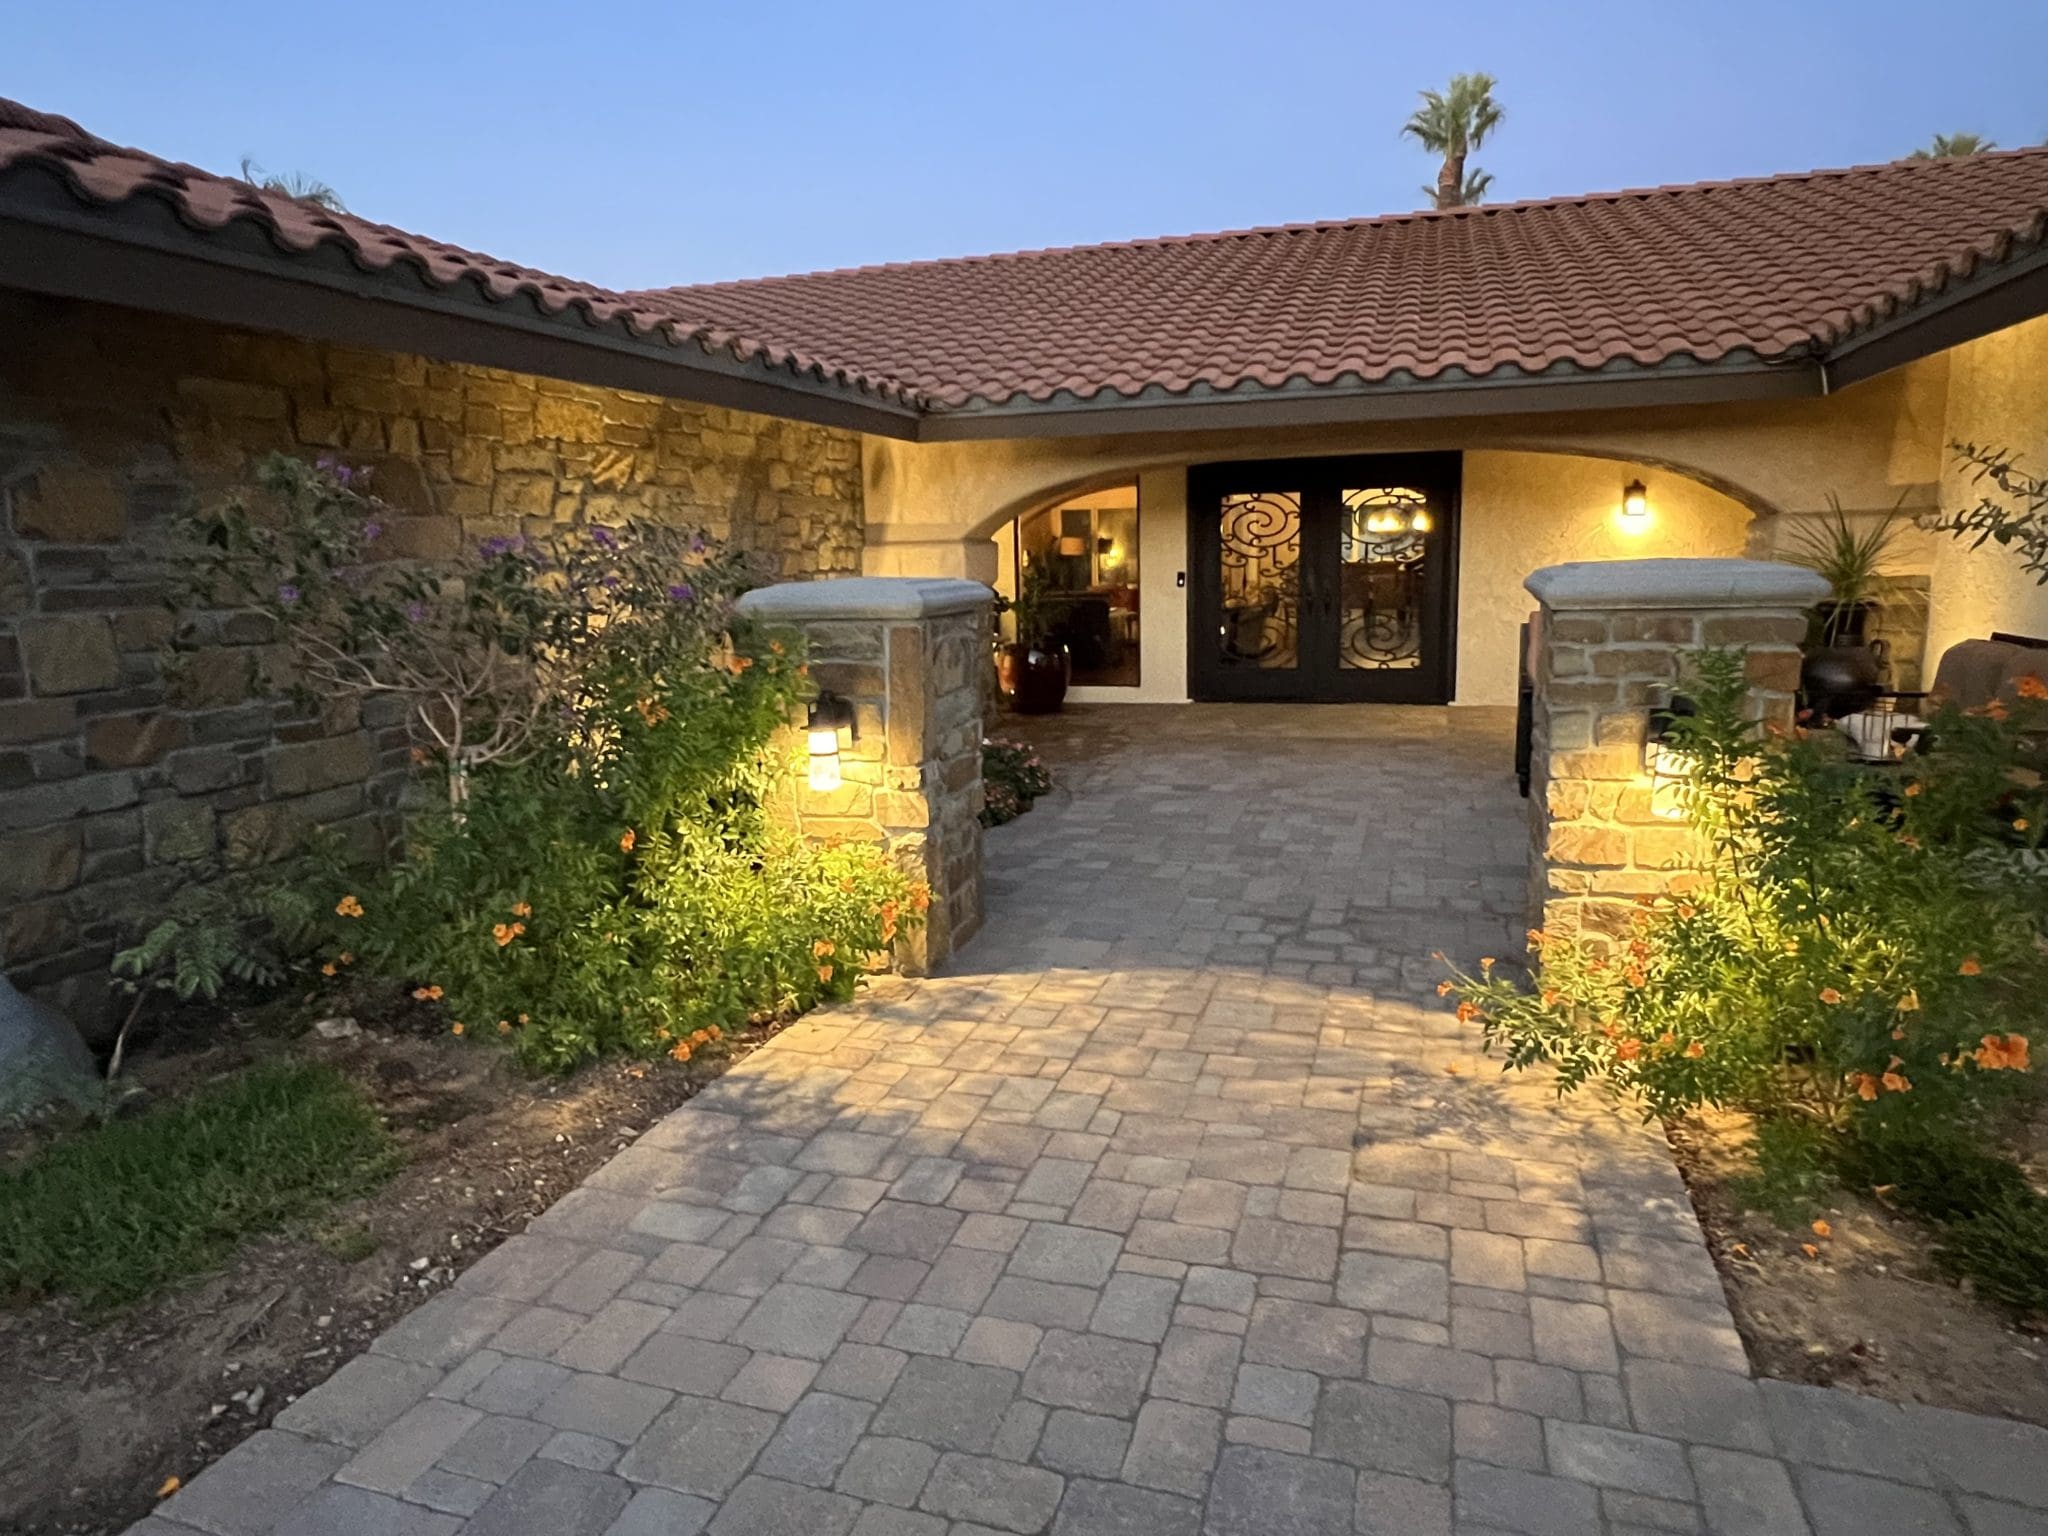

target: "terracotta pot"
[998,640,1071,715]
[1801,643,1882,720]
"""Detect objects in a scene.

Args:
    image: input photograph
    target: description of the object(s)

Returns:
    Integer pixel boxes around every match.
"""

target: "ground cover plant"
[175,455,922,1073]
[1447,648,2048,1312]
[0,1061,395,1313]
[980,735,1055,826]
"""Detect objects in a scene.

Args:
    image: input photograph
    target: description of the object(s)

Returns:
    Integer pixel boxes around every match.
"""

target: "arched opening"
[990,481,1144,688]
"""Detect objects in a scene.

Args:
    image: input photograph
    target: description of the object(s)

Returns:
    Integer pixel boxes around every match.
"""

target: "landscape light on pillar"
[1619,478,1651,530]
[806,690,856,792]
[1645,691,1698,820]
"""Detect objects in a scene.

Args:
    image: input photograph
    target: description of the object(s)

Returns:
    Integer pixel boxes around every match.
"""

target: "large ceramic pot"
[998,639,1071,715]
[1801,643,1883,720]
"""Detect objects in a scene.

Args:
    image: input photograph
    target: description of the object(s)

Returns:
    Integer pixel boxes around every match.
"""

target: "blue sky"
[10,1,2048,290]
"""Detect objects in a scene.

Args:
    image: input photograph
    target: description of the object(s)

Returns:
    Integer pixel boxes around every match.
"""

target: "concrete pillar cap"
[736,577,993,622]
[1525,558,1829,611]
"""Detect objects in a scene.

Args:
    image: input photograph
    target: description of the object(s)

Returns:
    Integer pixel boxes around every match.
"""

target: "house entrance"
[1188,454,1461,702]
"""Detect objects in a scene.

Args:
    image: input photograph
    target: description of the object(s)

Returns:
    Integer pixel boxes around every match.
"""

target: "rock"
[312,1016,360,1040]
[0,974,102,1121]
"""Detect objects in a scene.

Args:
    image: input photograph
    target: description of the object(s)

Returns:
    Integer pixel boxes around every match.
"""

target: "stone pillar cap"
[737,577,994,622]
[1525,558,1829,611]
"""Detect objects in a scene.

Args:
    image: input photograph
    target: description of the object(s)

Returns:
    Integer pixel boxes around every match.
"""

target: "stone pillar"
[1523,558,1828,940]
[735,577,993,973]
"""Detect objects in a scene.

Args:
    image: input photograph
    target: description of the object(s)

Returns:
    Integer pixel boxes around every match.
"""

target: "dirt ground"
[0,991,822,1536]
[1670,1108,2048,1428]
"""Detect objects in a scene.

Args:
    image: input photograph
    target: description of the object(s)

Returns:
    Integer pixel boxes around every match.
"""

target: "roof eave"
[0,166,927,441]
[913,356,1826,442]
[1820,237,2048,390]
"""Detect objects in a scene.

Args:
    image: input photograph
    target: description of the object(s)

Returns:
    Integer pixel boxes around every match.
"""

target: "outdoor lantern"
[806,690,856,792]
[1409,507,1434,533]
[1644,691,1698,820]
[1620,478,1651,527]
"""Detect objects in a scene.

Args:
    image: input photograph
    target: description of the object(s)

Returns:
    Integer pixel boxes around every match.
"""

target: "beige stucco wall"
[1456,452,1752,703]
[864,362,1949,703]
[1926,314,2048,664]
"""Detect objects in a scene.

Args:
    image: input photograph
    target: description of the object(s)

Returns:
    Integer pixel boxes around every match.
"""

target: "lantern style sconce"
[1619,478,1651,529]
[1644,691,1697,820]
[806,690,856,792]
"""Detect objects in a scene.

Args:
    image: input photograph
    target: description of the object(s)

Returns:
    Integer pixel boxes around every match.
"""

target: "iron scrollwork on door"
[1218,491,1302,669]
[1338,487,1432,670]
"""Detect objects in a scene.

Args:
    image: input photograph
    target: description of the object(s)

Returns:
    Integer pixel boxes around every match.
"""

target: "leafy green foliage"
[0,1061,395,1312]
[215,460,927,1073]
[980,737,1055,827]
[1934,442,2048,587]
[1447,648,2048,1127]
[1781,493,1905,644]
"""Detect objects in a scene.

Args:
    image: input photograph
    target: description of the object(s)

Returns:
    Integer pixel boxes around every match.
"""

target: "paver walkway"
[138,706,2047,1536]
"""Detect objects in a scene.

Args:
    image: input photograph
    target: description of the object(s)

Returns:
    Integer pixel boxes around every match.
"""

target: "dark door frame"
[1186,452,1462,703]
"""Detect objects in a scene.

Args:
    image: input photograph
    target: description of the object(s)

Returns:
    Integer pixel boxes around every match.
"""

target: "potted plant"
[1783,494,1902,718]
[996,557,1070,714]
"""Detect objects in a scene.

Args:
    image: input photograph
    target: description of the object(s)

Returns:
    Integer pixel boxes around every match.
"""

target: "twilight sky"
[9,0,2047,291]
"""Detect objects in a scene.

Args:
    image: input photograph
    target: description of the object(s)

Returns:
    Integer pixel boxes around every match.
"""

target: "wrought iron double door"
[1188,454,1460,703]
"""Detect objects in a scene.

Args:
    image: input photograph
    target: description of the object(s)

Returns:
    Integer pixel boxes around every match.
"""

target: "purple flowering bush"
[175,454,919,1071]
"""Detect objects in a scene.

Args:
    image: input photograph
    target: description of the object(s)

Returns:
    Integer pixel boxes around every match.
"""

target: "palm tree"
[1908,132,1997,160]
[239,155,346,212]
[1403,73,1504,208]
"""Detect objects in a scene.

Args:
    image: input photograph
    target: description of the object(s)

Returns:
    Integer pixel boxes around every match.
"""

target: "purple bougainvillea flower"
[590,527,617,550]
[667,583,694,602]
[405,600,428,622]
[362,520,383,542]
[277,583,300,604]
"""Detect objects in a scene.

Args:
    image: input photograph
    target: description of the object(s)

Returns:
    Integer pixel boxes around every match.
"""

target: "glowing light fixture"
[806,690,856,792]
[1644,691,1697,820]
[1620,479,1651,528]
[1410,508,1434,533]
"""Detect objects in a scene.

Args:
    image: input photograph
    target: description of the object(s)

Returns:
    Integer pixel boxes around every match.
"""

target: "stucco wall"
[1926,314,2048,665]
[1456,451,1753,704]
[861,358,1949,703]
[0,291,864,1030]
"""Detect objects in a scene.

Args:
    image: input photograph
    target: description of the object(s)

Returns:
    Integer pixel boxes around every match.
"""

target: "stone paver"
[131,707,2048,1535]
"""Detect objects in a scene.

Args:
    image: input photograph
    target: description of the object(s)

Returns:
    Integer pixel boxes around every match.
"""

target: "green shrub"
[980,737,1055,826]
[1937,1194,2048,1314]
[0,1061,395,1312]
[1447,649,2048,1131]
[195,458,926,1073]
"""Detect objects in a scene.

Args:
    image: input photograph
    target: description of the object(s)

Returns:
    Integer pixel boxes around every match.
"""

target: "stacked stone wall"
[0,291,865,1030]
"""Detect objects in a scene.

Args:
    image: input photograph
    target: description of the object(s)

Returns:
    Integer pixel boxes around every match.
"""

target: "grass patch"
[1731,1114,1838,1225]
[0,1060,398,1312]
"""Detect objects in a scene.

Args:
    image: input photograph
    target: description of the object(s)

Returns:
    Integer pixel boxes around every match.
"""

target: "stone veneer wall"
[0,290,865,1031]
[736,579,992,973]
[1524,559,1827,940]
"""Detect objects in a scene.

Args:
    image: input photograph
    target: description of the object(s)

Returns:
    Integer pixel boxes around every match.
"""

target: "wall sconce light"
[1409,507,1434,533]
[806,690,856,792]
[1620,479,1651,529]
[1644,691,1697,820]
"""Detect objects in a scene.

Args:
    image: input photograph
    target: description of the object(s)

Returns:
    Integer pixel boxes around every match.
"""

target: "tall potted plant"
[1783,494,1902,717]
[997,557,1070,714]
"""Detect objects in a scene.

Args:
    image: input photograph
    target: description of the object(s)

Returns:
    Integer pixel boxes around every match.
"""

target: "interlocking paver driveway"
[140,706,2048,1536]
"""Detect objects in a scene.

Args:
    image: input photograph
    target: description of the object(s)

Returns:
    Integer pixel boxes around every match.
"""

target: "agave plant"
[1781,494,1905,645]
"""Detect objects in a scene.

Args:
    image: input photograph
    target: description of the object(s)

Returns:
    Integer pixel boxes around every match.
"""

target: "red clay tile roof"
[639,150,2048,411]
[0,97,924,410]
[7,95,2048,426]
